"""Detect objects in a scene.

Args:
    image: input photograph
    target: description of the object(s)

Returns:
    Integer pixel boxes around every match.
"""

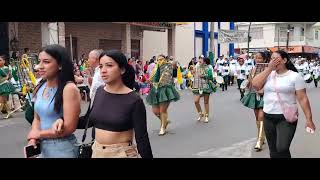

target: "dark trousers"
[222,75,229,91]
[264,113,297,158]
[314,79,318,87]
[237,79,244,99]
[229,75,235,85]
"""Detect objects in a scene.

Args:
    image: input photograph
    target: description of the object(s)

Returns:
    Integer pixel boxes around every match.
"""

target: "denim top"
[34,82,63,130]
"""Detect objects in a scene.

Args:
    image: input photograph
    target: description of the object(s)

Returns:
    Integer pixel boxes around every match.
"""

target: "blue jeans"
[39,134,79,158]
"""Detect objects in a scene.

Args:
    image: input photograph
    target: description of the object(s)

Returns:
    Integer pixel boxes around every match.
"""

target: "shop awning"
[269,46,319,54]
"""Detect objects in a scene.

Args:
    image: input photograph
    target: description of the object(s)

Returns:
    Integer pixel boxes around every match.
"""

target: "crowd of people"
[0,44,318,159]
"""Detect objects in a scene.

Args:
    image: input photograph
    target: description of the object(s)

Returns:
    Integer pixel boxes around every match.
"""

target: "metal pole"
[278,27,280,50]
[210,22,215,62]
[286,24,290,50]
[247,22,252,54]
[70,34,73,63]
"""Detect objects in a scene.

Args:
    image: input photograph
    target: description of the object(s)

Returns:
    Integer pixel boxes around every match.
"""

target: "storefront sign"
[303,46,319,54]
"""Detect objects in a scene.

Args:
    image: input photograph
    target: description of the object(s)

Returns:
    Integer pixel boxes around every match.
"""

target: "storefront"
[269,46,320,60]
[6,22,174,63]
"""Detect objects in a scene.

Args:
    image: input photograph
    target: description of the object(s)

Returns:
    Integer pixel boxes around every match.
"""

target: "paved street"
[1,83,320,158]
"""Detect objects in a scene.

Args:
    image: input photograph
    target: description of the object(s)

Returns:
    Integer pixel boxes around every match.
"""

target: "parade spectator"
[62,50,153,158]
[74,69,90,101]
[144,60,149,74]
[252,50,316,158]
[87,49,104,100]
[27,44,81,158]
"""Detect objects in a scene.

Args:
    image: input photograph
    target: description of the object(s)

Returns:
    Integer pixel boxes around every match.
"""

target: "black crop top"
[88,86,153,158]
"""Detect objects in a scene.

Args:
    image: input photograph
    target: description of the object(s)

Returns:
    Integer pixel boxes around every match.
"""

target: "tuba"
[13,54,37,95]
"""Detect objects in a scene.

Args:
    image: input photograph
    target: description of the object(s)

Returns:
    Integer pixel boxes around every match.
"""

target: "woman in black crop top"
[60,50,152,158]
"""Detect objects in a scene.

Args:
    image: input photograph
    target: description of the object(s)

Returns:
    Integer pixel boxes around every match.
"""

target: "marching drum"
[304,74,313,83]
[240,79,249,89]
[215,76,224,84]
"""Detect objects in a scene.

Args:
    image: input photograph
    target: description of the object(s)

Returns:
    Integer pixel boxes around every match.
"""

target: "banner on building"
[218,29,248,43]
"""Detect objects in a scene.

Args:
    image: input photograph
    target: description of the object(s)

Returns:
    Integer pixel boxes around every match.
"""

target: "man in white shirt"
[86,49,104,140]
[147,59,156,77]
[87,49,105,101]
[301,59,309,75]
[229,57,238,85]
[245,55,255,73]
[236,57,247,99]
[215,56,225,76]
[221,62,230,91]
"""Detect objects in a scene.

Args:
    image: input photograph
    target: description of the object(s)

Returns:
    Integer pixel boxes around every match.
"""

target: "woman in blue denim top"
[27,44,81,158]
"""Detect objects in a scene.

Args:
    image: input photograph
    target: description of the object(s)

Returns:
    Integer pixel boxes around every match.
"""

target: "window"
[278,26,294,41]
[250,27,263,39]
[98,39,121,51]
[195,22,203,31]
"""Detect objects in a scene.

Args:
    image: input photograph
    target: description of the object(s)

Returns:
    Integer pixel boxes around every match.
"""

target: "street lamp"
[286,24,294,50]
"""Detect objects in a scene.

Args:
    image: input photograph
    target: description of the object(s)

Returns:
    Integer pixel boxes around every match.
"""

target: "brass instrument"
[11,54,37,99]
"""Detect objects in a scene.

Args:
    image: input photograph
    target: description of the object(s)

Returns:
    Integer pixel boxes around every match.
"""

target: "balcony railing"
[274,36,314,42]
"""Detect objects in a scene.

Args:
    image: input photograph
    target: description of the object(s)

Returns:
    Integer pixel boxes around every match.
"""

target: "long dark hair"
[37,44,75,113]
[257,51,271,63]
[275,50,298,72]
[204,57,211,65]
[99,50,135,89]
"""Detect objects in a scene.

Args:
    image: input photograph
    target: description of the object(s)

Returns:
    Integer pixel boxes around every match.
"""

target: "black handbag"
[78,100,94,158]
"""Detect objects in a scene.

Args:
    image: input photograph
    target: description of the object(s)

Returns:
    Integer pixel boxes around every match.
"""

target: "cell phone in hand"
[306,127,315,134]
[24,143,41,158]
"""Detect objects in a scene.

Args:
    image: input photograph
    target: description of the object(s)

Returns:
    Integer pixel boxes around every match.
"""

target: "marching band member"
[236,57,247,99]
[192,57,216,123]
[229,57,237,86]
[215,55,225,76]
[241,51,270,151]
[295,60,304,76]
[0,55,16,119]
[221,62,230,91]
[310,62,319,87]
[302,59,309,75]
[245,54,255,74]
[146,55,180,136]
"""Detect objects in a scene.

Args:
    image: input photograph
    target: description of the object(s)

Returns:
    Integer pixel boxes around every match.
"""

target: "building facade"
[235,22,320,59]
[2,22,176,63]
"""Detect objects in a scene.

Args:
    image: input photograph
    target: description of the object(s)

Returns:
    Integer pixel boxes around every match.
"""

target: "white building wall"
[235,22,320,49]
[175,23,195,66]
[142,30,168,61]
[143,23,195,66]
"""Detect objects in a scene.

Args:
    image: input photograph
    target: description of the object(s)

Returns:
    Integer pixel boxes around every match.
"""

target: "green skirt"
[192,80,217,95]
[146,85,180,106]
[240,91,264,109]
[0,82,15,96]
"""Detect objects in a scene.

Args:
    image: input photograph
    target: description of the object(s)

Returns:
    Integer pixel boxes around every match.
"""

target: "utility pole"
[286,24,291,50]
[247,22,252,54]
[278,27,280,50]
[210,22,215,65]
